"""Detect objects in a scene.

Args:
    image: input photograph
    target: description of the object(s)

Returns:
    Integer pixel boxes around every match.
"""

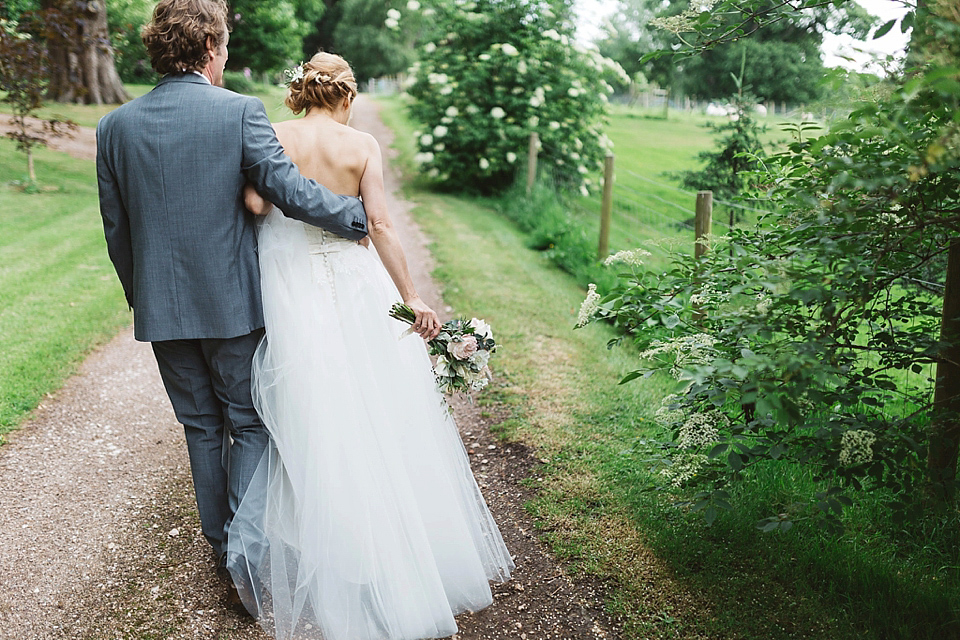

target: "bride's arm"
[244,184,274,215]
[359,134,440,340]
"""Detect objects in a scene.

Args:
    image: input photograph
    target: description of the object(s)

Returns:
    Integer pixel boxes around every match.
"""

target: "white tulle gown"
[226,209,514,640]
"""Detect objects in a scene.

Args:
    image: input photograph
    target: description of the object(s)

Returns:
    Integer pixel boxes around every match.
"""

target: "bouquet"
[388,303,497,394]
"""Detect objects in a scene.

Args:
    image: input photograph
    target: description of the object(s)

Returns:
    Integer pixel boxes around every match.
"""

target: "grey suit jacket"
[96,73,367,342]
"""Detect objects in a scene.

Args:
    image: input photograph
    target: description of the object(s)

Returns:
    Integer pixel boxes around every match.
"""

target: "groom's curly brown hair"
[142,0,229,75]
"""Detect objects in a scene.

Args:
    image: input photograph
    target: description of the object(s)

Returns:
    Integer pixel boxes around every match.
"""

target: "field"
[0,140,130,438]
[377,94,960,639]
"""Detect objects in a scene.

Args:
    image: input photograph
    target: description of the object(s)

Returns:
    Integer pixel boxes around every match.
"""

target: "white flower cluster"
[385,8,401,29]
[576,283,600,328]
[660,453,708,488]
[689,284,729,308]
[654,394,687,427]
[755,293,773,316]
[603,248,652,267]
[677,412,725,449]
[839,429,876,466]
[639,334,718,379]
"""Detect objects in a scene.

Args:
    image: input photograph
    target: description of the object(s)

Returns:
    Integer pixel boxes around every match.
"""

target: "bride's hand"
[243,184,274,215]
[405,296,441,340]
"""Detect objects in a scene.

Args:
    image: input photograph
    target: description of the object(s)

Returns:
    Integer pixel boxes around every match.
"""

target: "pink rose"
[448,335,478,361]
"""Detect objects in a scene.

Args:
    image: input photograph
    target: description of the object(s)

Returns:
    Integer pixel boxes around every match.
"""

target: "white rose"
[468,318,493,340]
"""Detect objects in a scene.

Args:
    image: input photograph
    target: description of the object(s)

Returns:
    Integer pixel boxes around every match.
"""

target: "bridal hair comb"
[283,63,305,85]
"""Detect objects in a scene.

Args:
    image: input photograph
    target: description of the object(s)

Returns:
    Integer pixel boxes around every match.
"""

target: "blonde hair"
[285,52,358,115]
[142,0,229,75]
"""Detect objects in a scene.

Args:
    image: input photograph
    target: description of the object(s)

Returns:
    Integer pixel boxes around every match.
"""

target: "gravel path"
[0,96,621,639]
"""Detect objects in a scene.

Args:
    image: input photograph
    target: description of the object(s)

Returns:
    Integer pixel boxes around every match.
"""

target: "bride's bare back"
[272,115,372,198]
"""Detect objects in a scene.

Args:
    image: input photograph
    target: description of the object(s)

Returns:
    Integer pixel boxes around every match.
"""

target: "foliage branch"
[580,3,960,531]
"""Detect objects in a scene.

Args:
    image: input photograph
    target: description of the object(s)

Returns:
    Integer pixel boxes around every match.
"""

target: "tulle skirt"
[226,211,513,640]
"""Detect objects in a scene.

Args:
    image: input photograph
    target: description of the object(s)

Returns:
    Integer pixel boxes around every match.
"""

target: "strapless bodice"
[303,224,357,255]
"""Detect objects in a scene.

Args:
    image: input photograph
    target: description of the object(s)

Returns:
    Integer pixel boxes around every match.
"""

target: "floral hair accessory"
[318,74,332,84]
[283,63,305,85]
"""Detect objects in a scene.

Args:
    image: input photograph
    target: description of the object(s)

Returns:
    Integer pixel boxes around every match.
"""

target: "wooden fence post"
[695,190,713,259]
[693,190,713,323]
[598,153,615,260]
[526,132,539,196]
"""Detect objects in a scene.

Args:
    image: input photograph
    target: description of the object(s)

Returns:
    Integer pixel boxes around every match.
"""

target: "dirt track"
[0,96,621,639]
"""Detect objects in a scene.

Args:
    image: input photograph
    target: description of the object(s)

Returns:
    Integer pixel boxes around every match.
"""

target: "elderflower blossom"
[603,249,652,267]
[433,125,448,138]
[654,394,687,427]
[490,106,506,119]
[576,284,600,327]
[839,429,876,466]
[660,453,708,487]
[639,334,718,379]
[506,152,517,163]
[479,157,490,170]
[444,105,459,117]
[677,412,726,449]
[755,293,773,316]
[501,43,519,56]
[406,0,420,9]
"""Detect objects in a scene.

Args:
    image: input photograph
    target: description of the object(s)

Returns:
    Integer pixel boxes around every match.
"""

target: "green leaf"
[708,443,729,459]
[618,370,643,385]
[704,505,718,525]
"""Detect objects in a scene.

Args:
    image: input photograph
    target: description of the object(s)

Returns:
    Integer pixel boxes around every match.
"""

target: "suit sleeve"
[239,98,368,241]
[96,120,134,308]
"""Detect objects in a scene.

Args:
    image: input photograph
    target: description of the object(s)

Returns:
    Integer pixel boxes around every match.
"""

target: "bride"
[225,52,514,640]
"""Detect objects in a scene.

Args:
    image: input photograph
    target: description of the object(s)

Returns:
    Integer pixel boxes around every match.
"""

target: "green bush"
[402,0,625,194]
[222,70,258,94]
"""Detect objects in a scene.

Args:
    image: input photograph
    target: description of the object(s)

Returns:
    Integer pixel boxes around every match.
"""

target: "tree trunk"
[928,238,960,500]
[44,1,130,105]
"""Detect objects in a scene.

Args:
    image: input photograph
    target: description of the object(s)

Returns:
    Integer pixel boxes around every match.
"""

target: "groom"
[96,0,366,609]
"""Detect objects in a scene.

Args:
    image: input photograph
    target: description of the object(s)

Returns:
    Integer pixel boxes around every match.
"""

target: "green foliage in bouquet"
[402,0,626,194]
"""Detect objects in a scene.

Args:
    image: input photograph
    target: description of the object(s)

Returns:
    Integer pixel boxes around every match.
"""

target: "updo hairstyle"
[285,52,359,115]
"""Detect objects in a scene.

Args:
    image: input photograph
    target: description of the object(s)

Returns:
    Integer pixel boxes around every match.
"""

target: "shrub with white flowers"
[400,0,625,193]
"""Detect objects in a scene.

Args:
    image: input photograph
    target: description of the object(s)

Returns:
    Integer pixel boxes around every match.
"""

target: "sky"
[572,0,913,74]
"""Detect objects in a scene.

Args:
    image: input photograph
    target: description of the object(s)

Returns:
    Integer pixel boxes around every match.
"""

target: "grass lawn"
[376,94,960,639]
[0,139,130,439]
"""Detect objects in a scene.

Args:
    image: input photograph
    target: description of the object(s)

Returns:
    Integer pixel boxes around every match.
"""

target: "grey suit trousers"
[151,328,267,557]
